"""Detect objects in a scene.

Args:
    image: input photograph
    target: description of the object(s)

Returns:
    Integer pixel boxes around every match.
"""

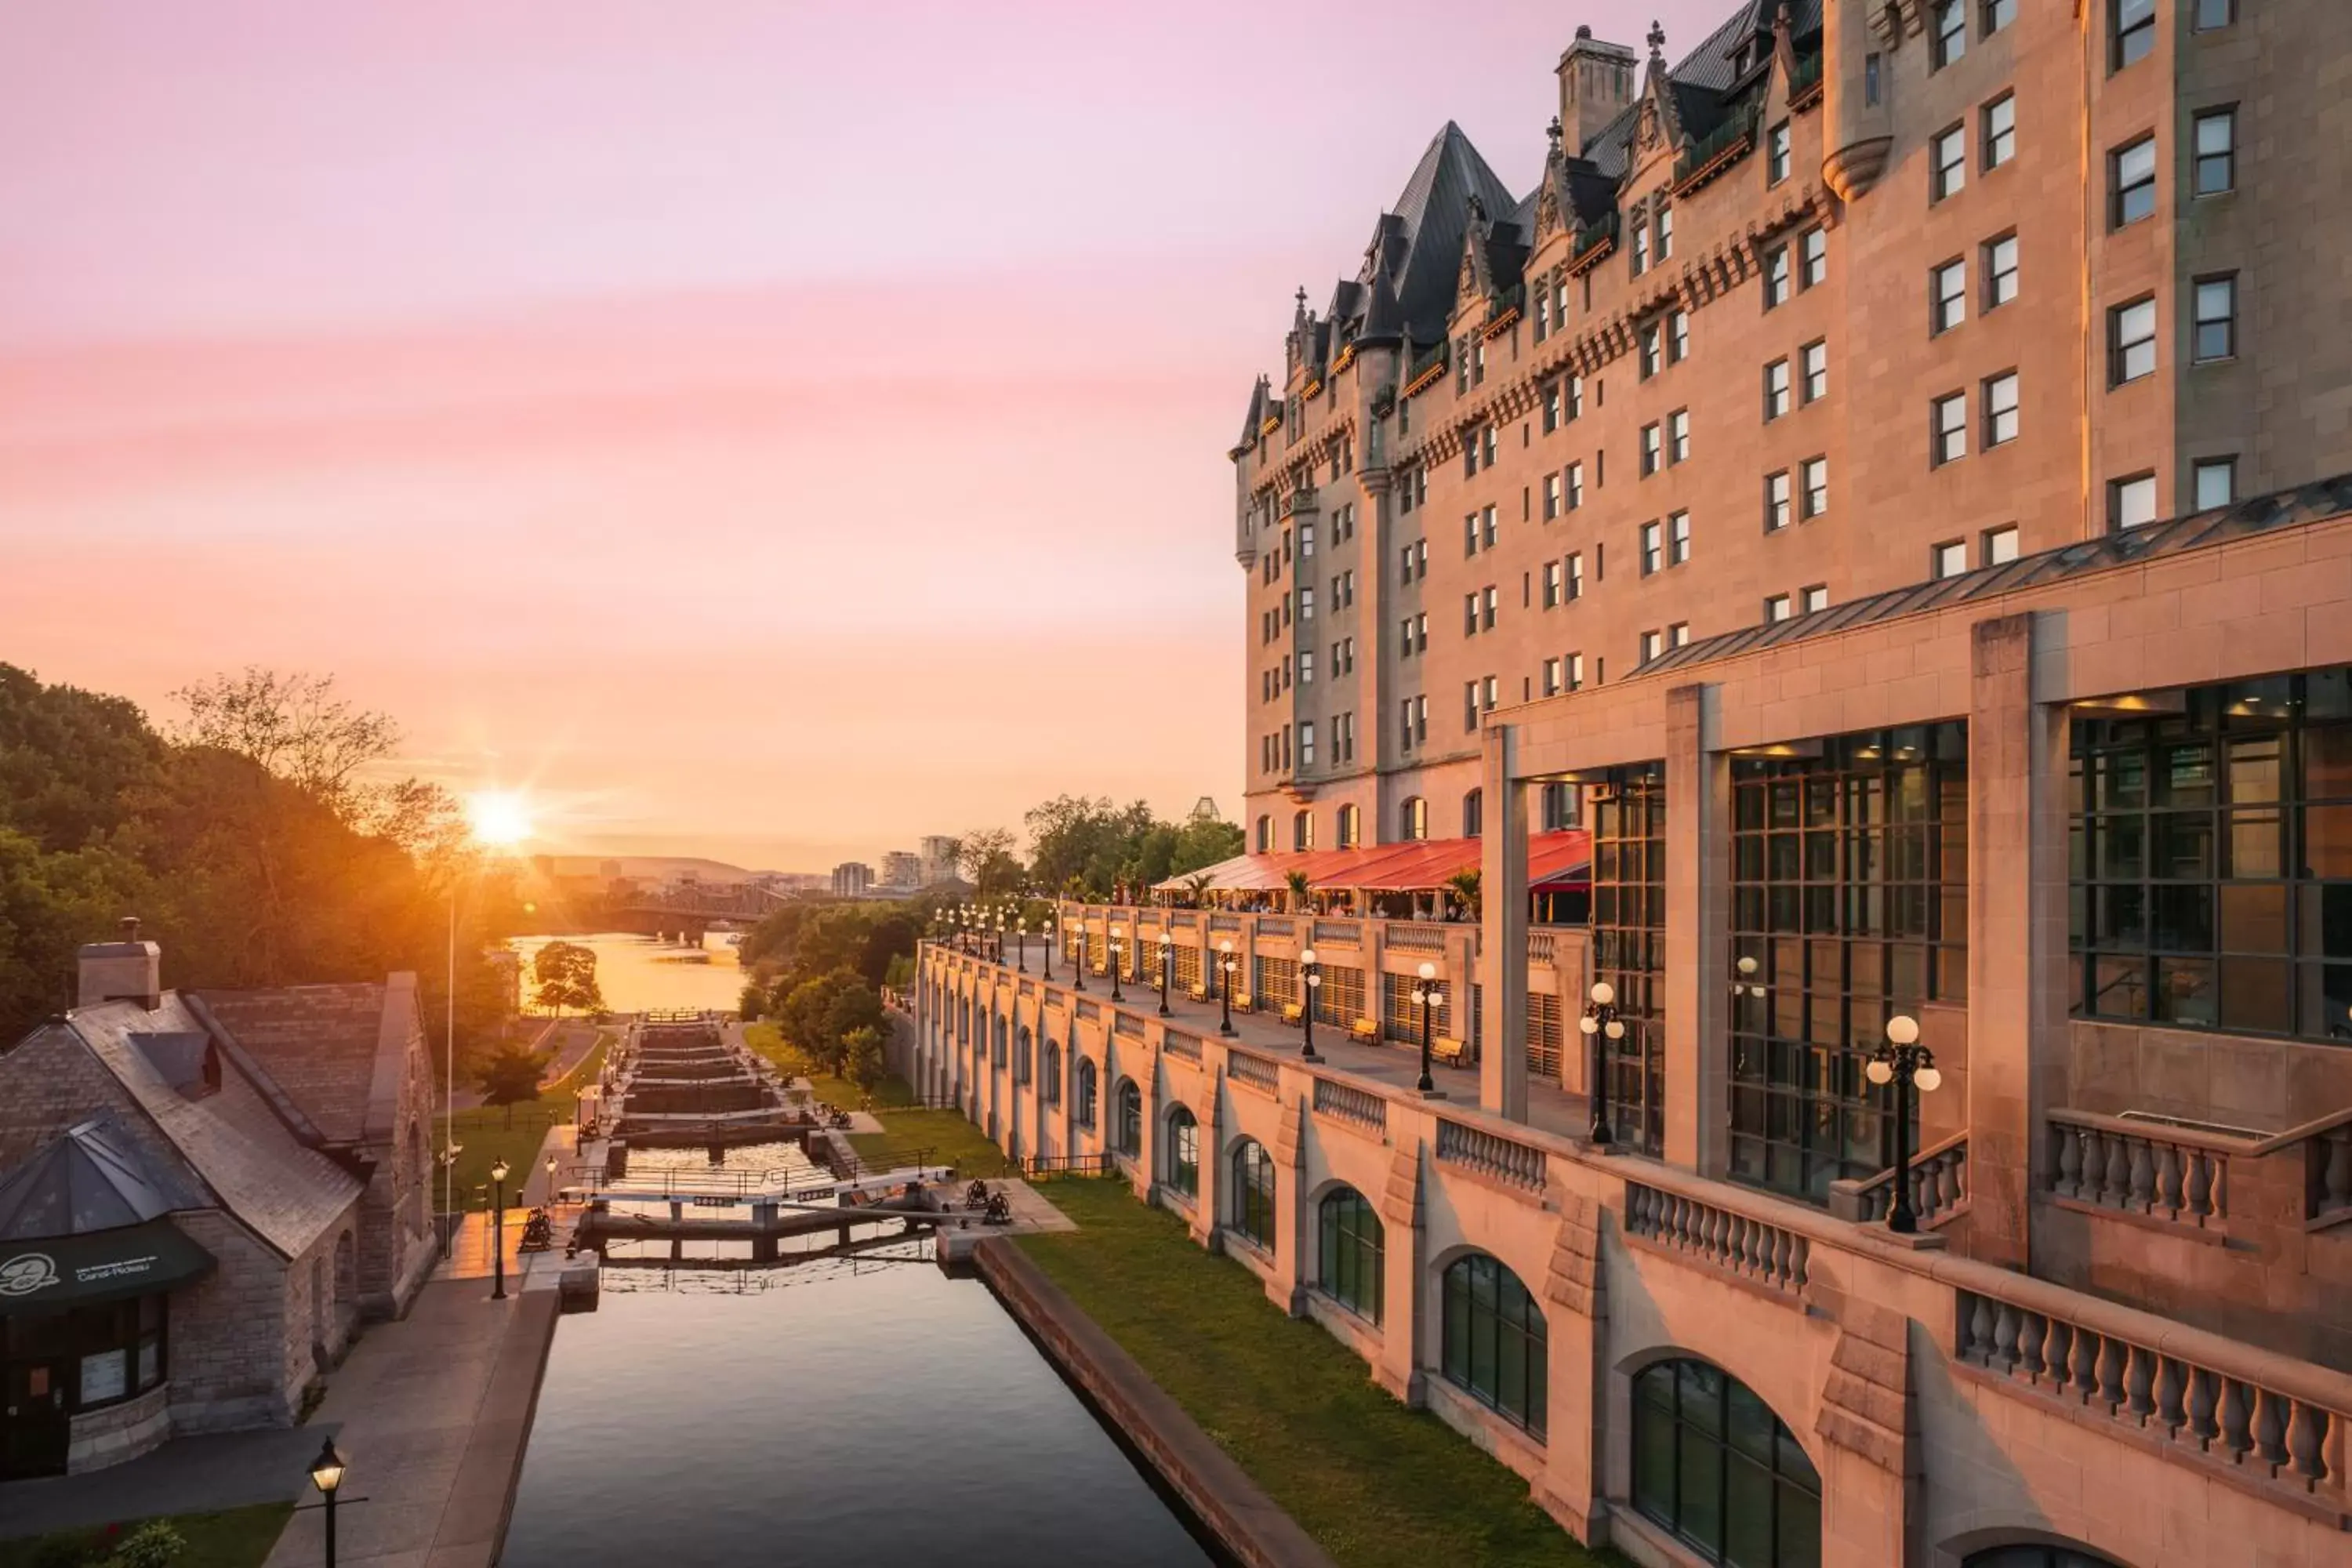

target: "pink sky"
[0,0,1725,871]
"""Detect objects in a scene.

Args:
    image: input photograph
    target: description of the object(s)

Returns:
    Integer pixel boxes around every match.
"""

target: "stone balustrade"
[1075,999,1100,1022]
[1208,913,1243,934]
[1384,922,1448,954]
[1435,1116,1548,1190]
[1527,930,1556,965]
[1626,1180,1813,1296]
[1830,1133,1969,1228]
[1255,916,1296,938]
[1113,1013,1144,1039]
[1163,1029,1203,1062]
[1311,918,1362,946]
[2047,1110,2234,1232]
[1226,1050,1280,1094]
[1311,1078,1386,1131]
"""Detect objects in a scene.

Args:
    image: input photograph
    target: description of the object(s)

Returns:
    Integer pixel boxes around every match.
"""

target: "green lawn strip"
[739,1022,916,1109]
[847,1109,1005,1175]
[0,1502,292,1568]
[1016,1180,1620,1568]
[434,1105,563,1210]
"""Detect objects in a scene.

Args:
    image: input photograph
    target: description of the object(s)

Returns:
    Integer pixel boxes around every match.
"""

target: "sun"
[465,791,535,849]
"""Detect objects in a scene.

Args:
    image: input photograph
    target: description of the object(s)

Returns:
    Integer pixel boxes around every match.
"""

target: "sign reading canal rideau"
[0,1221,216,1318]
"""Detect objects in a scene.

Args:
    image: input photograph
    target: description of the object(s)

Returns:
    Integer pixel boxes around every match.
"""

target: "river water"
[509,931,750,1015]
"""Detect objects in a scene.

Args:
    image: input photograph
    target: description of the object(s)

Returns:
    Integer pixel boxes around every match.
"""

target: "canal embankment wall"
[974,1237,1337,1568]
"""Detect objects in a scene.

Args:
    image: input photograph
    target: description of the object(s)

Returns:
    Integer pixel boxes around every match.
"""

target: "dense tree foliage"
[1022,794,1242,898]
[532,941,604,1017]
[0,663,524,1068]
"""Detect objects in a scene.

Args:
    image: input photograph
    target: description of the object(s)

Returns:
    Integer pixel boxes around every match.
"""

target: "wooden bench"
[1232,992,1255,1014]
[1432,1036,1474,1068]
[1280,1003,1305,1025]
[1349,1017,1379,1043]
[1189,985,1210,1003]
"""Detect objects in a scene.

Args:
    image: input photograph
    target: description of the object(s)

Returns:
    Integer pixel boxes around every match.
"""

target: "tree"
[842,1024,887,1094]
[1446,868,1483,920]
[167,669,399,811]
[738,981,768,1021]
[532,941,603,1018]
[1285,869,1312,913]
[956,826,1017,884]
[473,1044,550,1127]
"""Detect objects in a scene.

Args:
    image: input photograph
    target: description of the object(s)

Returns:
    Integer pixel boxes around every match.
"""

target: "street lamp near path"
[1014,917,1028,974]
[1299,948,1322,1062]
[1865,1014,1940,1234]
[1579,981,1623,1147]
[490,1157,512,1301]
[306,1437,350,1568]
[1218,939,1239,1036]
[1412,962,1443,1094]
[1043,915,1056,981]
[1157,933,1173,1016]
[1109,924,1127,1003]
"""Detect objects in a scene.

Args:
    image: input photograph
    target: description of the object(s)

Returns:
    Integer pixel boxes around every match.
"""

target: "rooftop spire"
[1647,18,1667,60]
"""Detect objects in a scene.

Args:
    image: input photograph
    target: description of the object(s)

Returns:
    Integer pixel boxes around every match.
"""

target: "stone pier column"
[1373,1134,1426,1406]
[1663,684,1729,1175]
[1480,722,1530,1122]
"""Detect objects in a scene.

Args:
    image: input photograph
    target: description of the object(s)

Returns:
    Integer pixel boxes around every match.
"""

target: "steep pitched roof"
[194,983,390,1147]
[1375,122,1521,345]
[0,1114,188,1238]
[1577,0,1824,177]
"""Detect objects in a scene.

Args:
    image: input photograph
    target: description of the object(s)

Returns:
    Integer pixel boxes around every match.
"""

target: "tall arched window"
[1317,1186,1383,1322]
[1076,1058,1098,1128]
[1962,1549,2125,1568]
[1255,815,1274,852]
[1337,804,1361,848]
[992,1014,1007,1067]
[1229,1139,1276,1247]
[1115,1078,1142,1155]
[1463,787,1484,837]
[1293,810,1314,851]
[1401,796,1428,840]
[1014,1025,1033,1084]
[1632,1358,1820,1567]
[1164,1106,1200,1196]
[1440,1254,1547,1436]
[1042,1040,1063,1106]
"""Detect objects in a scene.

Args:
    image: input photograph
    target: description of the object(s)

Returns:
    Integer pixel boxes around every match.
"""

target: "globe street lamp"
[1014,916,1029,974]
[490,1156,512,1301]
[1109,924,1127,1003]
[1072,918,1087,992]
[1412,962,1443,1093]
[1157,933,1174,1016]
[1865,1014,1941,1234]
[1733,955,1767,1000]
[1299,948,1323,1062]
[1217,938,1240,1036]
[1043,915,1057,981]
[307,1437,348,1568]
[1579,981,1624,1146]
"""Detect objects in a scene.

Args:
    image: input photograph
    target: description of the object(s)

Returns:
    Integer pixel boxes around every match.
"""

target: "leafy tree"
[842,1024,887,1093]
[1285,869,1312,912]
[473,1044,550,1127]
[738,981,768,1021]
[1447,868,1483,920]
[532,941,603,1018]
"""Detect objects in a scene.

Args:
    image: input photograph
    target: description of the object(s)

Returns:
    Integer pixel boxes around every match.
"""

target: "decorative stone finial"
[1775,1,1793,35]
[1647,18,1667,59]
[1575,23,1592,40]
[1547,115,1564,155]
[1466,192,1486,223]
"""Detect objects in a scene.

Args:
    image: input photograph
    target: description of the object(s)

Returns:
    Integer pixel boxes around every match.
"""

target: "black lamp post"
[1579,980,1622,1146]
[1072,917,1087,991]
[1109,924,1126,1003]
[1300,947,1322,1062]
[307,1437,347,1568]
[1014,917,1028,973]
[490,1156,511,1300]
[1412,961,1443,1093]
[1217,939,1239,1036]
[1043,915,1056,980]
[1156,934,1173,1015]
[1866,1014,1940,1233]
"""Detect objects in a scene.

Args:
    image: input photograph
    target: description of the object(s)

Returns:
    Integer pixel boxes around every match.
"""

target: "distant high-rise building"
[880,850,922,888]
[918,834,961,886]
[829,862,874,898]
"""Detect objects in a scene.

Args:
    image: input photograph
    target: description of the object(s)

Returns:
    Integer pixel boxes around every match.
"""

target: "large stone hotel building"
[920,4,2352,1566]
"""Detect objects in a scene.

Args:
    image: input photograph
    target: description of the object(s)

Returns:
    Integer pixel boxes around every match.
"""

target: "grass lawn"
[1018,1180,1624,1568]
[434,1104,564,1211]
[0,1504,292,1568]
[742,1022,1000,1174]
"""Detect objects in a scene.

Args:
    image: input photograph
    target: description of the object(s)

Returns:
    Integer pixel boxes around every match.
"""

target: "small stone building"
[0,925,437,1477]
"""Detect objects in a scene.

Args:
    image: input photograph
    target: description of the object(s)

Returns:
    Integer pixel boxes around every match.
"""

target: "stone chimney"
[78,916,162,1012]
[1557,24,1638,158]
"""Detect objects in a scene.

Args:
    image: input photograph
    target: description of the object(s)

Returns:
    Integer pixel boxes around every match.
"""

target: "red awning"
[1153,830,1590,895]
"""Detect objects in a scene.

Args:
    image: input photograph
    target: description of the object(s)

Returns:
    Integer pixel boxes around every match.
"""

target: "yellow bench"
[1349,1017,1379,1043]
[1189,984,1210,1003]
[1432,1036,1474,1068]
[1232,992,1255,1014]
[1280,1003,1305,1025]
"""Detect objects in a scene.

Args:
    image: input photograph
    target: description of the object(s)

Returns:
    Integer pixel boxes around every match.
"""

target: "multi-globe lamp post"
[1579,981,1624,1146]
[1866,1014,1941,1234]
[1217,939,1239,1036]
[1299,948,1322,1062]
[1014,916,1028,974]
[1156,933,1174,1016]
[1043,914,1056,981]
[1109,924,1126,1003]
[1412,961,1443,1094]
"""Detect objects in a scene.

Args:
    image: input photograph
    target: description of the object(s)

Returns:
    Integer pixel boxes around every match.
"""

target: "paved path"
[0,1427,321,1541]
[263,1281,559,1568]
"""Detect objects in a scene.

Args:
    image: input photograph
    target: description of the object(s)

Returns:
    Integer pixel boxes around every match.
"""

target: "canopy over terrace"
[1150,831,1592,920]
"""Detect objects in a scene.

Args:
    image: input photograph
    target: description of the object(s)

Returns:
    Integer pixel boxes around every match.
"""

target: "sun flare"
[465,790,535,848]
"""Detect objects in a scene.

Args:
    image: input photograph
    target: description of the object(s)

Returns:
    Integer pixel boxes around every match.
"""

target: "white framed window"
[1765,470,1792,532]
[1800,456,1829,518]
[2111,472,2158,530]
[1984,233,2019,309]
[1932,393,1969,465]
[1800,339,1828,403]
[1932,258,1967,334]
[1299,648,1315,684]
[2193,456,2238,509]
[1984,372,2020,447]
[1764,359,1791,421]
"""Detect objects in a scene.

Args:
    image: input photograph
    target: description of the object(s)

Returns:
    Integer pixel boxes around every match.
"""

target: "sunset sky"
[1,0,1722,872]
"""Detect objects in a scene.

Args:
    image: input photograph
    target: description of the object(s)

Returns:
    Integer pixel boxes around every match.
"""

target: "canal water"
[509,931,750,1015]
[498,1247,1218,1566]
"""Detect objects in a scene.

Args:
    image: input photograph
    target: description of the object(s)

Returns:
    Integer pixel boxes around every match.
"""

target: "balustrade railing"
[1163,1030,1203,1062]
[1113,1013,1144,1039]
[1830,1132,1969,1228]
[1955,1287,2347,1498]
[1170,911,1199,929]
[1227,1051,1280,1094]
[1625,1181,1812,1296]
[1527,930,1557,965]
[2315,1125,2352,1226]
[1075,999,1100,1022]
[1436,1118,1548,1190]
[1312,1079,1386,1131]
[1209,913,1243,934]
[1385,923,1446,954]
[1312,919,1362,946]
[2047,1110,2234,1232]
[1255,916,1296,938]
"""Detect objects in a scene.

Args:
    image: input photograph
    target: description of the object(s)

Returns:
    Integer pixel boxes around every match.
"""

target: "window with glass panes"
[1254,955,1298,1012]
[1172,942,1203,993]
[1441,1254,1547,1437]
[1592,765,1668,1155]
[1633,1359,1822,1568]
[1230,1139,1276,1247]
[1166,1106,1200,1196]
[1527,991,1565,1079]
[1730,724,1969,1203]
[1315,963,1366,1029]
[2070,672,2352,1041]
[1317,1187,1385,1321]
[1381,968,1451,1045]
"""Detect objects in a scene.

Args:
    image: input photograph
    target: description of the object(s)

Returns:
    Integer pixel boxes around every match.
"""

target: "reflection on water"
[500,1258,1217,1567]
[510,931,748,1015]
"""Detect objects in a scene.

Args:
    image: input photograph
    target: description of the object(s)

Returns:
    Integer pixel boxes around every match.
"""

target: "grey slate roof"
[196,984,388,1147]
[0,1115,183,1239]
[1579,0,1823,177]
[1368,122,1521,347]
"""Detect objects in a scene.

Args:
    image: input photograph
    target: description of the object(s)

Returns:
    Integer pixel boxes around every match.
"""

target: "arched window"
[1293,810,1314,851]
[1401,796,1428,841]
[1115,1078,1142,1155]
[1076,1059,1098,1128]
[1042,1040,1063,1106]
[1229,1139,1276,1247]
[1632,1358,1820,1567]
[992,1014,1007,1066]
[1317,1186,1383,1322]
[1440,1254,1547,1436]
[1255,815,1274,852]
[1463,787,1484,838]
[1337,804,1360,848]
[1962,1549,2125,1568]
[1014,1025,1033,1084]
[1165,1106,1200,1196]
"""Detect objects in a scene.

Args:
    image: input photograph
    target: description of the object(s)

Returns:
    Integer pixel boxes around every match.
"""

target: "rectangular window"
[1932,393,1969,465]
[1801,456,1829,518]
[1766,593,1793,623]
[1484,426,1498,466]
[1640,423,1661,477]
[1299,586,1315,619]
[1668,511,1691,566]
[1984,372,2020,447]
[1543,561,1562,608]
[1765,470,1792,532]
[1566,552,1584,600]
[1640,521,1663,575]
[2193,274,2236,362]
[1802,584,1830,613]
[1543,472,1562,519]
[1801,339,1828,404]
[1299,721,1316,768]
[2111,472,2159,529]
[1800,227,1827,289]
[1984,232,2020,309]
[1866,52,1882,107]
[1932,125,1967,201]
[1667,408,1690,465]
[1932,0,1966,67]
[1933,540,1969,579]
[2114,0,2154,68]
[1767,120,1791,184]
[2194,109,2235,194]
[1984,524,2020,564]
[1655,205,1673,260]
[1483,584,1497,630]
[1639,630,1662,664]
[1639,322,1662,379]
[1669,309,1690,364]
[1299,649,1314,684]
[1764,246,1791,308]
[1464,593,1479,637]
[1566,375,1584,421]
[1932,258,1968,334]
[1566,462,1584,510]
[1482,505,1497,547]
[2194,0,2234,28]
[1543,658,1561,696]
[1542,383,1562,433]
[1565,653,1584,691]
[1399,700,1414,750]
[1668,622,1690,649]
[2113,136,2158,227]
[2193,456,2238,509]
[1534,291,1551,343]
[1465,514,1479,556]
[1983,93,2016,170]
[1465,682,1480,733]
[1299,521,1316,557]
[1985,0,2016,29]
[1764,358,1791,421]
[2111,296,2158,384]
[1631,211,1650,274]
